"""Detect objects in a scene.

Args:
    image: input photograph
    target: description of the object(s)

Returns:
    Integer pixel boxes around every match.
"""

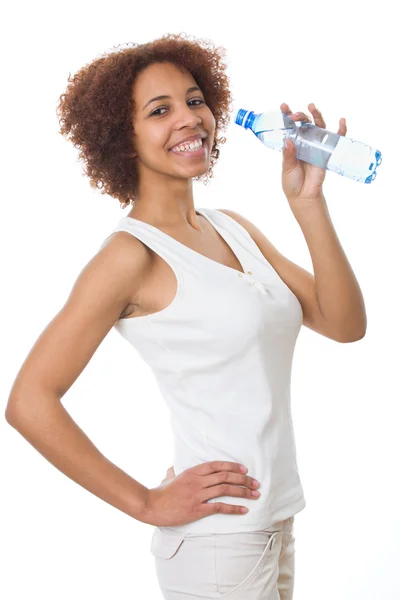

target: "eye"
[150,98,204,117]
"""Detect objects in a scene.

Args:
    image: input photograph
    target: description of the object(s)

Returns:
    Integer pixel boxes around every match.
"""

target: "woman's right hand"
[143,461,261,527]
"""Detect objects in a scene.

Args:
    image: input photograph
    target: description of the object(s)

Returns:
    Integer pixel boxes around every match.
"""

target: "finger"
[308,104,326,128]
[280,104,312,126]
[280,102,294,115]
[290,111,312,123]
[338,117,347,136]
[280,103,292,113]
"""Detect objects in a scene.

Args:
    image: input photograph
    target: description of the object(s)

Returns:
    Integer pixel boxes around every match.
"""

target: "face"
[131,62,216,183]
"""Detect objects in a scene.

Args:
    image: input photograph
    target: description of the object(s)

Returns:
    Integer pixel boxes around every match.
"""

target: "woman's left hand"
[281,103,347,208]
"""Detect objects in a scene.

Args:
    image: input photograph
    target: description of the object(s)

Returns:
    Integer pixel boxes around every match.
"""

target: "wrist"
[140,487,160,527]
[288,194,328,221]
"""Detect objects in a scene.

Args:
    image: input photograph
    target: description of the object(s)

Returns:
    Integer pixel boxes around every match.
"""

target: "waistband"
[160,515,294,538]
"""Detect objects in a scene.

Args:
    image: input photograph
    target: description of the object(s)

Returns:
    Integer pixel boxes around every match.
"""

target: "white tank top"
[99,207,306,534]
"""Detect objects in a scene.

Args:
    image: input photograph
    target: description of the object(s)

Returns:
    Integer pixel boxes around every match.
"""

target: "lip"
[169,134,206,151]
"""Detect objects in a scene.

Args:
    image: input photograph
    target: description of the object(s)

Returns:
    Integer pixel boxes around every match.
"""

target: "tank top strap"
[198,207,277,274]
[98,215,203,273]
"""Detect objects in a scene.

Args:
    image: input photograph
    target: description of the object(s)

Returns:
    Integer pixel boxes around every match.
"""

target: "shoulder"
[98,229,153,271]
[94,230,153,306]
[217,208,257,233]
[216,208,280,264]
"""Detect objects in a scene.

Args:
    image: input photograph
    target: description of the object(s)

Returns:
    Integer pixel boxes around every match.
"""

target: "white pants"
[150,515,295,599]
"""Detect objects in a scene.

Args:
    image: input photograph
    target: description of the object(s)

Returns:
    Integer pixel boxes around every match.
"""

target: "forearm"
[294,196,367,339]
[6,394,150,524]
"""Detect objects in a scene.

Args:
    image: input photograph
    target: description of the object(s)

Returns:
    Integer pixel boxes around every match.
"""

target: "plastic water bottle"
[234,109,382,184]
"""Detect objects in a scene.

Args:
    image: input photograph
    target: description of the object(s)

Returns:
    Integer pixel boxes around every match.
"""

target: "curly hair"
[56,33,234,209]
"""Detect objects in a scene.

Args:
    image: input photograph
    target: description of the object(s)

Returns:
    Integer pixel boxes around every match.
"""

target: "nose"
[174,102,202,128]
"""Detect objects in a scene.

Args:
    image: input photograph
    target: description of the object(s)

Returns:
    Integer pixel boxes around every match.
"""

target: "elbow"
[334,314,367,343]
[5,400,23,428]
[4,395,32,428]
[5,390,61,428]
[336,327,367,343]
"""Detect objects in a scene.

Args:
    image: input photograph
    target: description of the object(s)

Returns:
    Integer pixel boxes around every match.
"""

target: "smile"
[170,138,207,157]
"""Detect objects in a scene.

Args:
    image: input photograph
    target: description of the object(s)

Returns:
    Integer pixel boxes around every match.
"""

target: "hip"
[150,515,295,599]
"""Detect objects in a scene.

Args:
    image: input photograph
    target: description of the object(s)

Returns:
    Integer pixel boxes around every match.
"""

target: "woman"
[5,33,366,599]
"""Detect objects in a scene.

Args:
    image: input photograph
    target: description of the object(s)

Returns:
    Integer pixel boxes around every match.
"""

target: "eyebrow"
[142,86,202,111]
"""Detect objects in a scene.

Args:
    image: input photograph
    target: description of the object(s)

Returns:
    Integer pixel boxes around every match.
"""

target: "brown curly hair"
[56,33,234,209]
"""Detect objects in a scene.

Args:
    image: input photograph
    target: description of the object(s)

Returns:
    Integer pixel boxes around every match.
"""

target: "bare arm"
[5,232,154,524]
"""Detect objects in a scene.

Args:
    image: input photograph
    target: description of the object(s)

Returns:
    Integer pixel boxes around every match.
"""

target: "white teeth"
[172,138,203,152]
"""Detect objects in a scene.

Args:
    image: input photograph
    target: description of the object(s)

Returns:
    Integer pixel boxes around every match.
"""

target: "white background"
[1,1,398,598]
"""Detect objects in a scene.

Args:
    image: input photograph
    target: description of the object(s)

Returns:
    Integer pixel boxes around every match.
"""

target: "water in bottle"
[234,109,382,184]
